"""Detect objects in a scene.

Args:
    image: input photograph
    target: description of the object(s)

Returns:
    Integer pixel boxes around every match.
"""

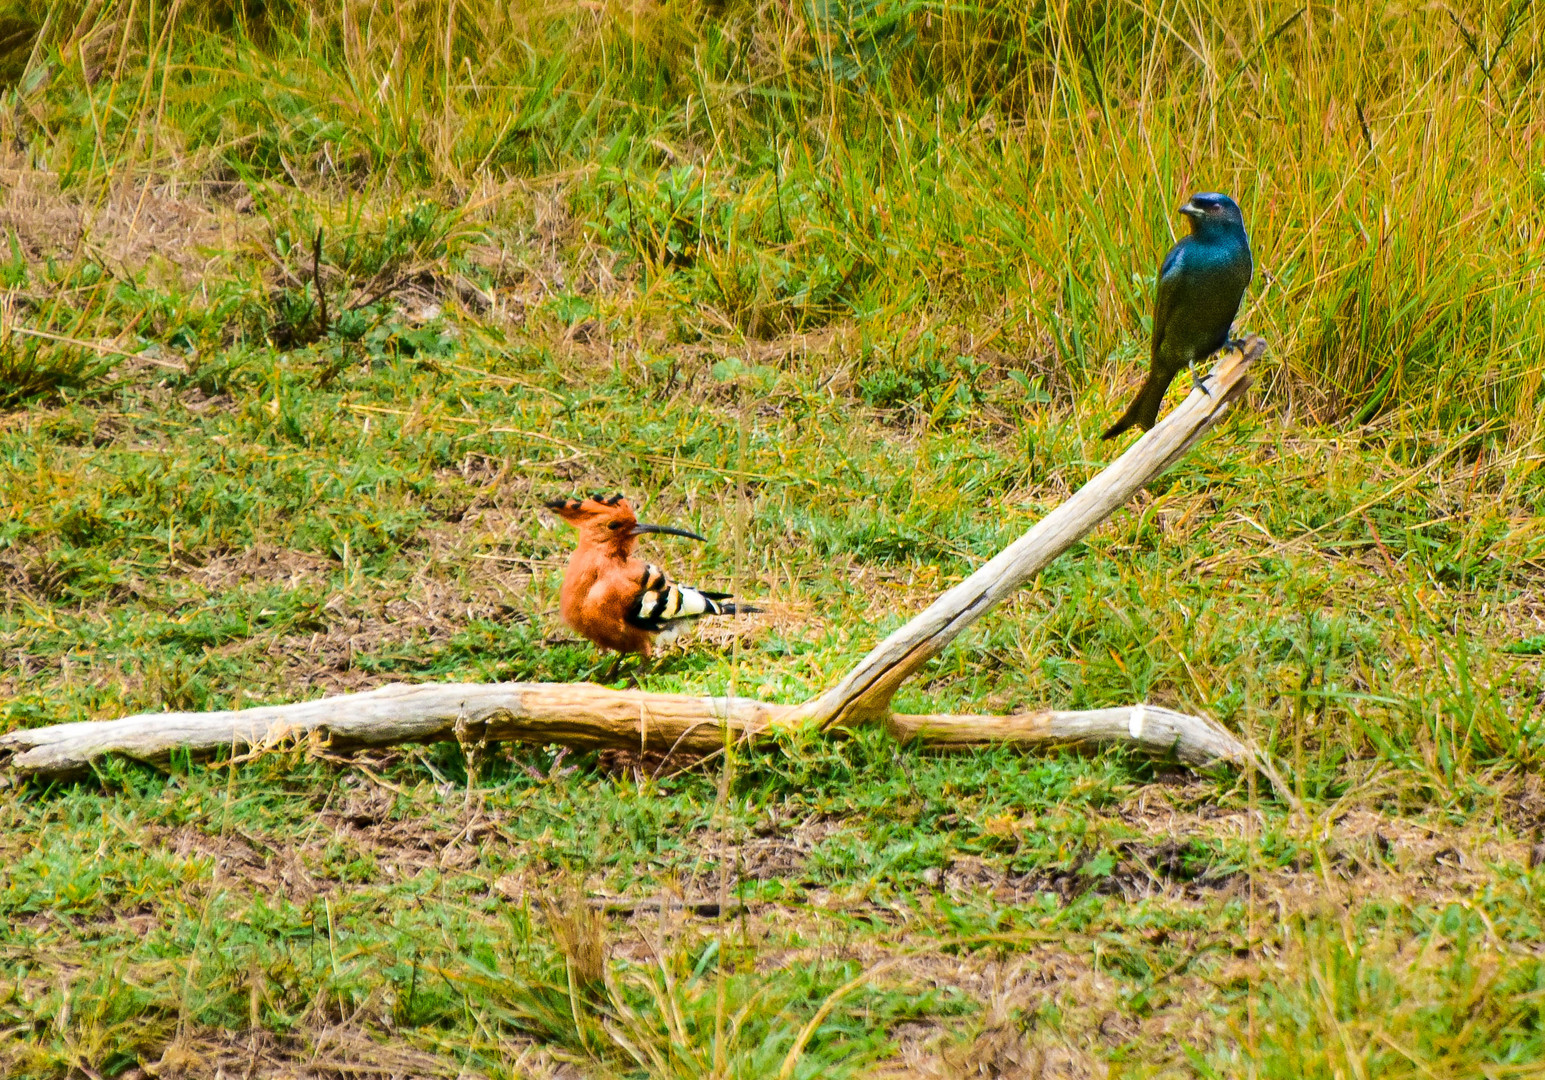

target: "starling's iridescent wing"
[1150,239,1188,364]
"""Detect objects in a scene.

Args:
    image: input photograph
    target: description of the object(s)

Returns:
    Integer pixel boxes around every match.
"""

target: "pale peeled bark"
[0,685,1248,775]
[0,683,788,776]
[886,706,1250,767]
[0,340,1264,781]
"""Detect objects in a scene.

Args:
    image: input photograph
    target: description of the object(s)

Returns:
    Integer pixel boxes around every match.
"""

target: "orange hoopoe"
[545,494,756,657]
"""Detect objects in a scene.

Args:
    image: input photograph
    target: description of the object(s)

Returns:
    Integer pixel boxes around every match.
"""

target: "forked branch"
[793,336,1263,728]
[0,339,1266,781]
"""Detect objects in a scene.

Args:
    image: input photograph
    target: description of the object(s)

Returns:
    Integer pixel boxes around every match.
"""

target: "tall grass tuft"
[2,1,1541,429]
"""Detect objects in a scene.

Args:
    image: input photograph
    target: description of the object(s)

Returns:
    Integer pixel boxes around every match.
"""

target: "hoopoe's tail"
[709,601,762,615]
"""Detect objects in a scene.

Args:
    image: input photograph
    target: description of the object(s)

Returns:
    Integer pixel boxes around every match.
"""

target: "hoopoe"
[545,494,756,657]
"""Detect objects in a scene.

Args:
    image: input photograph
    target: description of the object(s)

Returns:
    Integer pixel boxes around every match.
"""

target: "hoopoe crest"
[545,494,756,657]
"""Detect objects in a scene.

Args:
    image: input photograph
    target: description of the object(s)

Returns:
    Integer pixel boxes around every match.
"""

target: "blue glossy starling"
[1102,192,1253,440]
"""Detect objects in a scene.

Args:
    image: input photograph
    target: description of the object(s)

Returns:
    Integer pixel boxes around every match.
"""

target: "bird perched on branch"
[1102,192,1253,440]
[545,494,756,658]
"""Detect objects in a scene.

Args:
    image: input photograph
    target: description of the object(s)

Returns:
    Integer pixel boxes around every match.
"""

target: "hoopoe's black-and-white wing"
[624,563,749,632]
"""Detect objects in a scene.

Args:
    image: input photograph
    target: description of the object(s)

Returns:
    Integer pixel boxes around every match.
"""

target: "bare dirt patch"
[128,777,511,905]
[188,544,334,591]
[0,154,246,289]
[142,1024,577,1080]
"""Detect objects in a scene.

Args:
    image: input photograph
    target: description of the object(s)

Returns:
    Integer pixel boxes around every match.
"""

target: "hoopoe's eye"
[609,520,625,530]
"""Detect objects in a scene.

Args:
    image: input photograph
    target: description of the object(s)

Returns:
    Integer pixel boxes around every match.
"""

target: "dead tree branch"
[0,339,1266,782]
[0,685,1248,777]
[792,337,1263,728]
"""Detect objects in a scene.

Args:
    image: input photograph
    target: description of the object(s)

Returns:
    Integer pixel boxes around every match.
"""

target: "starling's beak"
[1179,200,1204,219]
[629,522,708,541]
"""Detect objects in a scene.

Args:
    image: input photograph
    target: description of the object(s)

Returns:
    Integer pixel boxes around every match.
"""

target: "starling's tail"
[1100,369,1173,440]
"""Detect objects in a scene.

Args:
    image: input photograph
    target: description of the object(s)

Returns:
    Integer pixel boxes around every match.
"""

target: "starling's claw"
[1189,360,1213,398]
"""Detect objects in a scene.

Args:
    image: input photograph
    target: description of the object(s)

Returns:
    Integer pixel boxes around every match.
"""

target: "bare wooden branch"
[0,683,1250,778]
[886,705,1250,767]
[0,339,1266,783]
[792,337,1264,728]
[0,683,789,777]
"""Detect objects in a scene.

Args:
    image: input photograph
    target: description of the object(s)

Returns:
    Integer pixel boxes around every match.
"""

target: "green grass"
[2,0,1545,1076]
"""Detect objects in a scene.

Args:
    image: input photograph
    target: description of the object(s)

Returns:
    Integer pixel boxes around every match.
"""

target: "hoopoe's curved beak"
[629,522,708,541]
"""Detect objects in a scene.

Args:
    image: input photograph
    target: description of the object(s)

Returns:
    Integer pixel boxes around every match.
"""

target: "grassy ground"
[2,1,1545,1077]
